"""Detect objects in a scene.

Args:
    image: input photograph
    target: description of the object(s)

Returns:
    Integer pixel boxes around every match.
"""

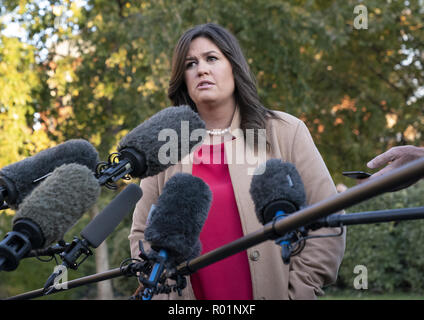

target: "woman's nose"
[197,59,210,76]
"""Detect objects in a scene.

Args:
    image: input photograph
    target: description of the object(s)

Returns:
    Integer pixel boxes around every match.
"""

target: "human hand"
[362,145,424,191]
[367,145,424,178]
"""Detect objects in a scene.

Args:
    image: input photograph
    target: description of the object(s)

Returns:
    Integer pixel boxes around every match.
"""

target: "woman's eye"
[207,56,217,62]
[185,61,196,69]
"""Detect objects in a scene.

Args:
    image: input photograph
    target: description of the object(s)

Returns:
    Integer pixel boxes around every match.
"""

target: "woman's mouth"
[197,81,215,89]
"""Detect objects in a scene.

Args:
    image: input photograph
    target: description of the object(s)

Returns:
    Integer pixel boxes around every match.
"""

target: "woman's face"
[184,37,235,110]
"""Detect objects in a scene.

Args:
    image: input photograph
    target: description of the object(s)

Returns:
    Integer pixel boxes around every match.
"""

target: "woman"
[129,23,345,300]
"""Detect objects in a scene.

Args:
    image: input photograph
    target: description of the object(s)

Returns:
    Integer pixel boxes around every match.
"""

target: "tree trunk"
[90,203,114,300]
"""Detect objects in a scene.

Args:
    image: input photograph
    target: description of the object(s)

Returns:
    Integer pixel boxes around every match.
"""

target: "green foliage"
[331,180,424,295]
[0,35,53,167]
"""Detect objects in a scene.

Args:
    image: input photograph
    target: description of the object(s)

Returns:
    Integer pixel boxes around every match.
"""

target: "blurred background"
[0,0,423,300]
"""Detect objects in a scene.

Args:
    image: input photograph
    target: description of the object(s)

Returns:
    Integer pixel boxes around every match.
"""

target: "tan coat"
[129,107,346,300]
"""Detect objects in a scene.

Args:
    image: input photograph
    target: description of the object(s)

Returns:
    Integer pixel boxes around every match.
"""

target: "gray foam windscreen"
[13,163,101,247]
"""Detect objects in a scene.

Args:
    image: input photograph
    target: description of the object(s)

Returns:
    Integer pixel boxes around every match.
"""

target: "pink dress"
[190,142,253,300]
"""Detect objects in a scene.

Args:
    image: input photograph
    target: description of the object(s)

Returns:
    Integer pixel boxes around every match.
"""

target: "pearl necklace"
[206,126,231,136]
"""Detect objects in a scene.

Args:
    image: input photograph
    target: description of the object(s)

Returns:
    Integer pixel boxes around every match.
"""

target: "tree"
[0,35,53,168]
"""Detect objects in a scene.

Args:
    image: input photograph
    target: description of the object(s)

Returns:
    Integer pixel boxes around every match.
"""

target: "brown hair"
[168,23,280,148]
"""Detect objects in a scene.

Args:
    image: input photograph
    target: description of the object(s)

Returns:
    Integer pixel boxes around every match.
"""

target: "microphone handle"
[309,206,424,229]
[97,148,146,186]
[0,231,32,271]
[273,210,290,251]
[61,238,92,270]
[8,266,129,300]
[142,249,168,300]
[97,158,132,186]
[42,238,92,293]
[273,210,302,265]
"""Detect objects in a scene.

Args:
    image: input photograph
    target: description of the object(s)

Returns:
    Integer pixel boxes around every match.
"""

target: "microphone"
[249,159,307,263]
[250,159,306,224]
[41,183,143,294]
[80,183,142,248]
[0,139,99,210]
[141,173,212,299]
[0,163,100,271]
[96,106,205,188]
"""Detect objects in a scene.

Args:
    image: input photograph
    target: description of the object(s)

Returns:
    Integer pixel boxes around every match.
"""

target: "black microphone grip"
[308,206,424,230]
[0,232,31,271]
[96,149,147,187]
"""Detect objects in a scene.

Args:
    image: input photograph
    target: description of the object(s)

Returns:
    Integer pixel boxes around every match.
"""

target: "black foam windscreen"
[250,159,307,224]
[0,139,99,209]
[81,183,143,248]
[144,173,212,266]
[117,106,206,179]
[13,163,101,248]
